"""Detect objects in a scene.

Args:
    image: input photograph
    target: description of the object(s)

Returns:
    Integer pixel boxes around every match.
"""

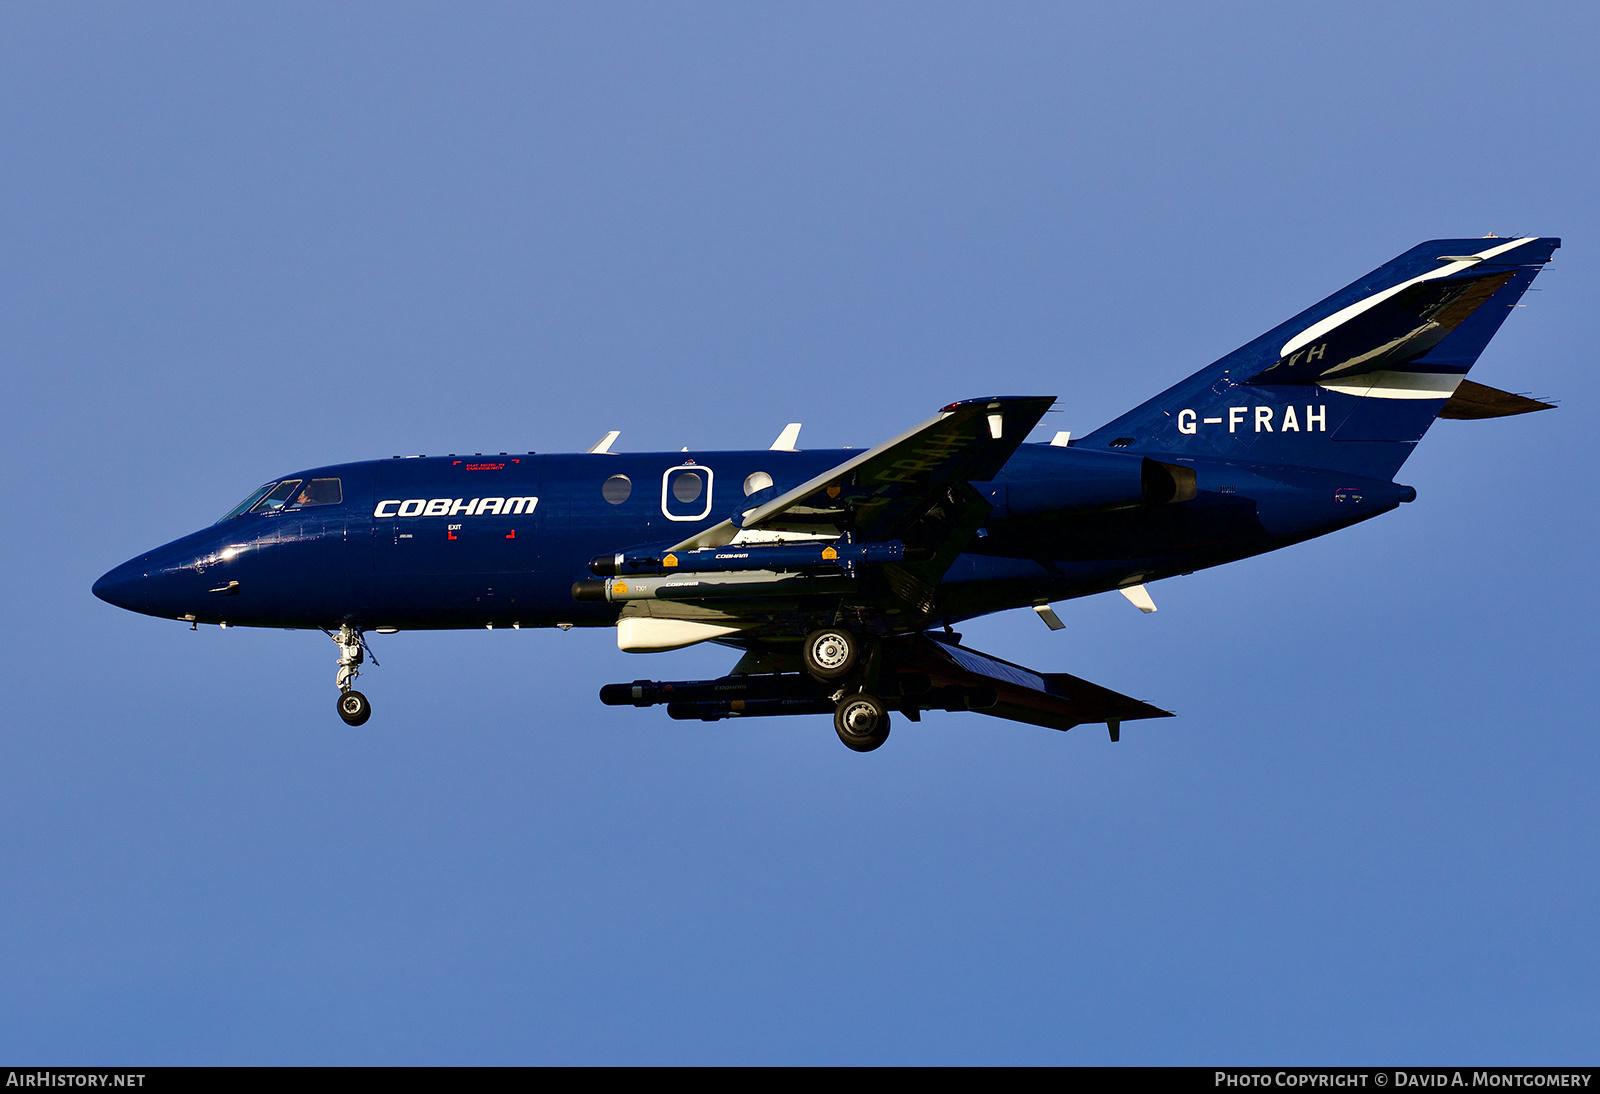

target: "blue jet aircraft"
[94,237,1559,751]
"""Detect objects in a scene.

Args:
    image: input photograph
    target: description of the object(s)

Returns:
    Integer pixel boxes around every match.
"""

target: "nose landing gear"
[331,624,373,726]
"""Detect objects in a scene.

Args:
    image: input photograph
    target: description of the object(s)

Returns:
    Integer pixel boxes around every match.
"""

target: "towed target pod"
[588,539,932,578]
[572,568,855,604]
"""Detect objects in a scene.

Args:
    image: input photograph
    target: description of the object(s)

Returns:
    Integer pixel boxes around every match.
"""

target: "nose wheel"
[330,624,376,726]
[337,689,372,726]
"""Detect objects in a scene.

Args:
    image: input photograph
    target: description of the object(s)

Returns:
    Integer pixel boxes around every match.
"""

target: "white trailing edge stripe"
[1316,371,1464,400]
[1279,237,1537,358]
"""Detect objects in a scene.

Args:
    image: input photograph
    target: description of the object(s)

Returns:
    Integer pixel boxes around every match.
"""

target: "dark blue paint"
[91,238,1558,704]
[1080,237,1560,480]
[89,445,1410,632]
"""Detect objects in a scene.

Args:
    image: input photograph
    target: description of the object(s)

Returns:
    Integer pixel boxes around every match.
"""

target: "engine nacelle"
[996,451,1196,519]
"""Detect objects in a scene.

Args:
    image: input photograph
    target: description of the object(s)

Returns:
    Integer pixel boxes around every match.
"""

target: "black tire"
[834,693,891,752]
[337,689,372,726]
[803,628,859,681]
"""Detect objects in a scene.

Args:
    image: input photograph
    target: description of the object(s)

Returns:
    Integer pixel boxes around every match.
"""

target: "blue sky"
[1,2,1595,1064]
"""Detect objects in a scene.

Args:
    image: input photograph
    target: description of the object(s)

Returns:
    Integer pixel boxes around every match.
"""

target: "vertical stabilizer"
[1077,237,1559,479]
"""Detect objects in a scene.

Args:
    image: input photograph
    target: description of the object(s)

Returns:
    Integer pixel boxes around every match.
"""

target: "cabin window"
[661,465,714,521]
[250,480,303,515]
[218,483,277,522]
[671,473,703,504]
[286,478,343,508]
[602,475,632,504]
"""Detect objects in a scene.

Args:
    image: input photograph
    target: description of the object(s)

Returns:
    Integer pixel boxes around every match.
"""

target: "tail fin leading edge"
[1077,237,1559,480]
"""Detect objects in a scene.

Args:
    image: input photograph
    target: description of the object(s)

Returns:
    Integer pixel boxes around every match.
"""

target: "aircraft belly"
[932,495,1271,619]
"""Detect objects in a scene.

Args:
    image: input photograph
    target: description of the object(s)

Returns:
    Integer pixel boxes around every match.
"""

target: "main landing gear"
[803,627,860,680]
[332,624,372,726]
[833,691,890,752]
[804,628,891,752]
[608,627,897,752]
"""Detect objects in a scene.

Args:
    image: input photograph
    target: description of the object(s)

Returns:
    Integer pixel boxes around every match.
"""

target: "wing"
[899,633,1173,733]
[603,631,1174,737]
[668,395,1056,551]
[576,396,1056,639]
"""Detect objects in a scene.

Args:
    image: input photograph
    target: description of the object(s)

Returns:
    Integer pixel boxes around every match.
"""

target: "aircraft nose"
[93,557,154,612]
[92,551,201,619]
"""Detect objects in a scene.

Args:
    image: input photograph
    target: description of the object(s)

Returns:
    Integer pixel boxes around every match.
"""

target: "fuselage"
[85,237,1553,744]
[92,443,1411,633]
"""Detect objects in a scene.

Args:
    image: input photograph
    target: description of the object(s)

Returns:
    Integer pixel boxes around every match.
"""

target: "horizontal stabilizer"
[1437,378,1555,420]
[903,634,1172,733]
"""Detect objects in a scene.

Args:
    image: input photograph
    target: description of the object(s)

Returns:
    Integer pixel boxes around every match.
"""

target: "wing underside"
[602,631,1172,735]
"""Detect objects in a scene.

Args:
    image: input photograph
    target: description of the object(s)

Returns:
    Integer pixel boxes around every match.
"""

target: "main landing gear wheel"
[337,689,372,726]
[834,693,891,752]
[803,628,860,681]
